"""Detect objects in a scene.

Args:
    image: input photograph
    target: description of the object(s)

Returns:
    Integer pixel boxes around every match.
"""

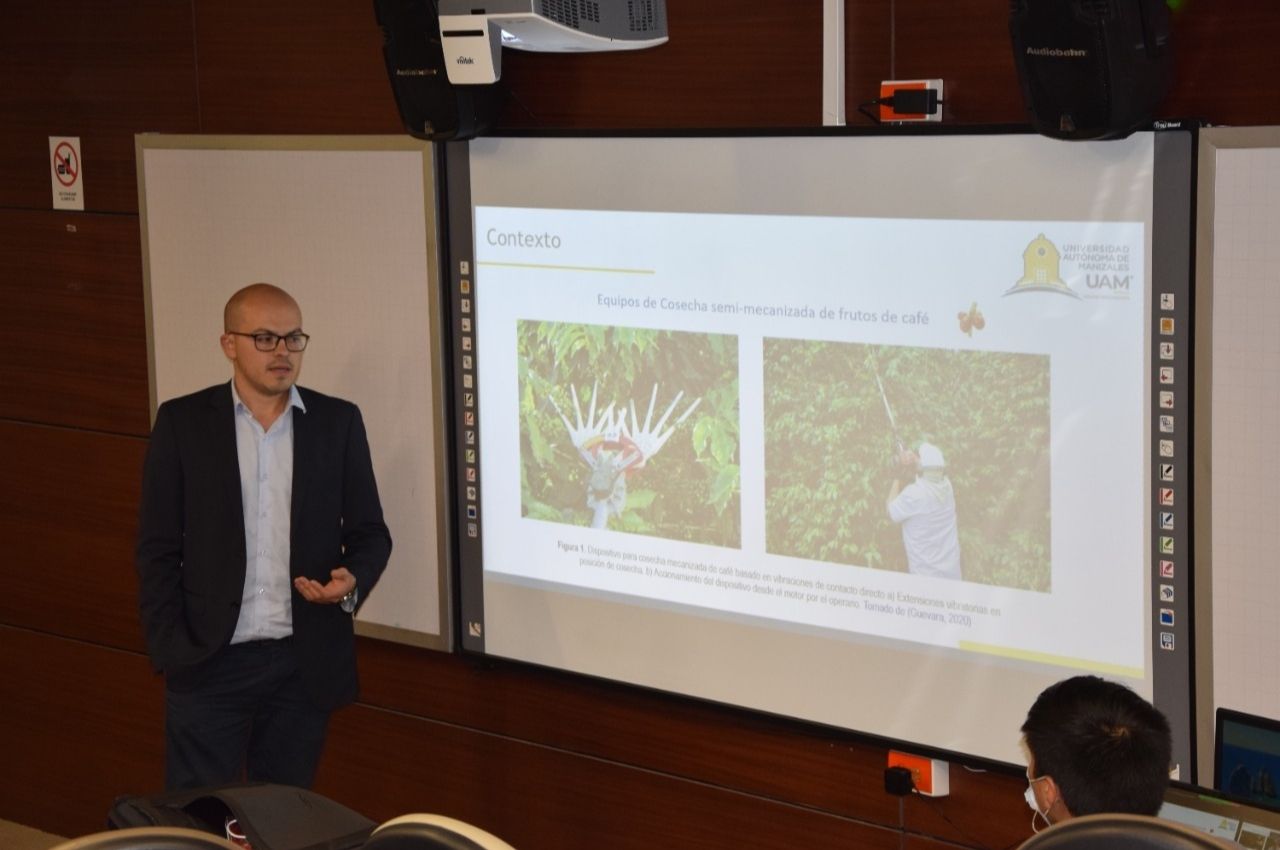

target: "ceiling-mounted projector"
[439,0,668,85]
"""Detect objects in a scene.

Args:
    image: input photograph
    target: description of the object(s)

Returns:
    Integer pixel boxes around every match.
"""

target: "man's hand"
[897,448,918,471]
[294,567,356,604]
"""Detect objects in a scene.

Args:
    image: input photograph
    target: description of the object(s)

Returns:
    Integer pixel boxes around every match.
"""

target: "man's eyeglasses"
[227,331,310,352]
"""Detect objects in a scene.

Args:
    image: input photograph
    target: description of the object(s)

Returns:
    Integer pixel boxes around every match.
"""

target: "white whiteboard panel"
[136,135,450,650]
[1196,127,1280,777]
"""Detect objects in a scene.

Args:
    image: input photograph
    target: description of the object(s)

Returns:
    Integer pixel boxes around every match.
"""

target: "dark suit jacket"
[135,382,392,710]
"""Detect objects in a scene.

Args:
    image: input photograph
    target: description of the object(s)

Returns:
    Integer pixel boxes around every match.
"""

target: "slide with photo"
[451,131,1190,764]
[477,207,1144,677]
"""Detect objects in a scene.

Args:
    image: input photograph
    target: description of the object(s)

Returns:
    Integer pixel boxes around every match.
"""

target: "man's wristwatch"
[339,586,358,613]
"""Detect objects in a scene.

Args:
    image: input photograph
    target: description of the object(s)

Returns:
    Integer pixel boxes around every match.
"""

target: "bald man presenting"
[135,283,392,790]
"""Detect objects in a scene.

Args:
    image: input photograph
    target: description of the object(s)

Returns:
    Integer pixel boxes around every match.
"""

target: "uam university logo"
[1004,234,1080,299]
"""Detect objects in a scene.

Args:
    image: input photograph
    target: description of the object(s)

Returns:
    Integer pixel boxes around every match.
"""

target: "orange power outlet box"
[888,750,951,797]
[877,79,944,122]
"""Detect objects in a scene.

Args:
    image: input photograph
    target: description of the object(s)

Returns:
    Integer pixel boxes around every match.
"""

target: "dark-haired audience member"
[1021,675,1172,831]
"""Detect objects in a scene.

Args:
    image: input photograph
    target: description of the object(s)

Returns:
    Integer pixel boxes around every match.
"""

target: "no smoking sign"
[49,136,84,210]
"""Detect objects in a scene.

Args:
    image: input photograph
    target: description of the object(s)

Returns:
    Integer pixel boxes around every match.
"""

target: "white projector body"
[439,0,668,85]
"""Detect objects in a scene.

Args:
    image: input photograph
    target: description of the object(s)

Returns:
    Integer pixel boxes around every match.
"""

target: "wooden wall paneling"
[0,421,147,651]
[0,627,165,838]
[875,0,1280,130]
[193,0,404,135]
[0,0,200,214]
[906,835,993,850]
[1164,3,1280,126]
[890,0,1025,126]
[844,0,894,126]
[320,703,907,850]
[497,2,825,130]
[902,766,1030,849]
[0,210,151,435]
[357,642,903,824]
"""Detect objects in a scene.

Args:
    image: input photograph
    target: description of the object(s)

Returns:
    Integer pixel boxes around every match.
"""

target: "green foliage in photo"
[519,321,741,547]
[764,340,1051,591]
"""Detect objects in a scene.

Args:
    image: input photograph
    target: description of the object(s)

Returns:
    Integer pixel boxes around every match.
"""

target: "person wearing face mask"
[1020,675,1173,832]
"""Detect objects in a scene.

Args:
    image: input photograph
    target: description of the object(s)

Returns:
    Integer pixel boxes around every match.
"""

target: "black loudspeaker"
[374,0,501,141]
[1010,0,1173,140]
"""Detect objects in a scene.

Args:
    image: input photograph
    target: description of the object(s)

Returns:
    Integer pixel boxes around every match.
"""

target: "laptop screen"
[1216,708,1280,811]
[1160,781,1280,846]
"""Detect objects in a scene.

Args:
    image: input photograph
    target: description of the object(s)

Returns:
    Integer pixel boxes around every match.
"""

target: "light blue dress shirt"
[229,381,306,643]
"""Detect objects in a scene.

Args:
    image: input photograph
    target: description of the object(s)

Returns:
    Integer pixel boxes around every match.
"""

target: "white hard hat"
[917,442,945,468]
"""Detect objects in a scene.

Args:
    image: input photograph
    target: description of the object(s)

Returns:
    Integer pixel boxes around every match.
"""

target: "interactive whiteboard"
[448,130,1196,766]
[1196,127,1280,779]
[137,135,451,649]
